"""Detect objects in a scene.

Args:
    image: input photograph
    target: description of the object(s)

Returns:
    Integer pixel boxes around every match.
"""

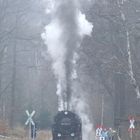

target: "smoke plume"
[42,0,94,139]
[42,0,93,110]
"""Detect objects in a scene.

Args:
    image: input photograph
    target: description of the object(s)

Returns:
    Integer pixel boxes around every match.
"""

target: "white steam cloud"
[78,11,93,37]
[71,96,94,140]
[70,9,94,140]
[42,19,67,110]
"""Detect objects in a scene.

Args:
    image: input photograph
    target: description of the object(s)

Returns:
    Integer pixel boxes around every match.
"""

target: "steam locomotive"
[52,111,82,140]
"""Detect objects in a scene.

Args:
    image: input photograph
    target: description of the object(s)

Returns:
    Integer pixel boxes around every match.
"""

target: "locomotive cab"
[52,111,82,140]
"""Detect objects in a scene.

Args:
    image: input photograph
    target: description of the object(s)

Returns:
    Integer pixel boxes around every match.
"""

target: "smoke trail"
[57,0,79,108]
[71,21,94,140]
[42,0,93,110]
[42,0,78,110]
[70,4,94,140]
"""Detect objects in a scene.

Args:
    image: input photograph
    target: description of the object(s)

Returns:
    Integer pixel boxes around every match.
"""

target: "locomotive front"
[52,111,82,140]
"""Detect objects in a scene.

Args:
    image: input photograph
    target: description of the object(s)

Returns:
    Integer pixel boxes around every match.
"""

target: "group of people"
[96,127,116,140]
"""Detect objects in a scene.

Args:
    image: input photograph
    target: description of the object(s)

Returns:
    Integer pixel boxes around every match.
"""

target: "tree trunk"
[114,73,125,136]
[10,42,17,128]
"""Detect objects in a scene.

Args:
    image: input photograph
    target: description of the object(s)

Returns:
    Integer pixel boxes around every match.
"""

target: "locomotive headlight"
[71,133,75,137]
[57,133,61,137]
[64,111,68,115]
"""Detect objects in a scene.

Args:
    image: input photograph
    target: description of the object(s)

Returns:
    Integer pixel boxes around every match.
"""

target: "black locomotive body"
[52,111,82,140]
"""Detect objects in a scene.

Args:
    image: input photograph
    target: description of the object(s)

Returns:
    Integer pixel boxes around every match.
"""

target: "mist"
[0,0,140,139]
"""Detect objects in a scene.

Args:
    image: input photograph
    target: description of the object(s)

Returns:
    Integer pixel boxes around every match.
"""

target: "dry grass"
[20,130,52,140]
[0,130,52,140]
[0,120,9,136]
[36,130,52,140]
[0,121,52,140]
